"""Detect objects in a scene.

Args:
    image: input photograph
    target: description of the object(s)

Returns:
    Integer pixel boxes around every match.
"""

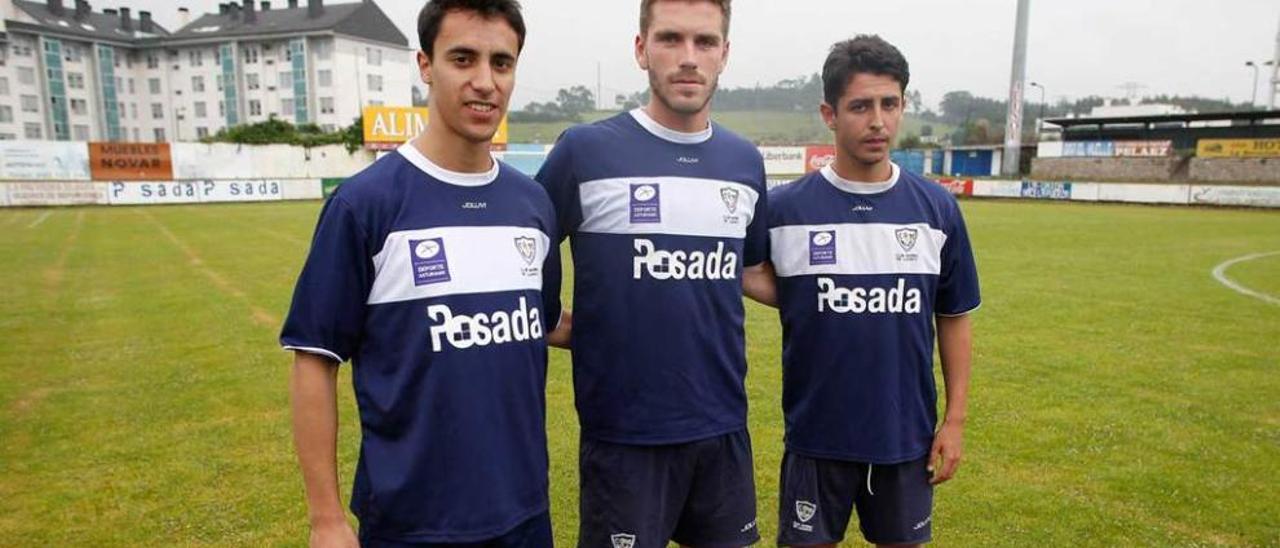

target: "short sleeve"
[742,156,769,267]
[279,195,372,362]
[936,199,981,316]
[534,131,584,241]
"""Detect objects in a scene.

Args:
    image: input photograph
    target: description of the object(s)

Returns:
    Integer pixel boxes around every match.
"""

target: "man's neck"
[412,125,493,174]
[644,100,710,134]
[832,154,893,184]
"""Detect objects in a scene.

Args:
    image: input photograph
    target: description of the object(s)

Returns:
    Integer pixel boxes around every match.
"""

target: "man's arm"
[290,352,358,547]
[929,313,972,485]
[546,309,572,349]
[742,262,778,308]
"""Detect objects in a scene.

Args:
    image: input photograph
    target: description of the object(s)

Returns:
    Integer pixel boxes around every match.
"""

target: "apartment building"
[0,0,413,142]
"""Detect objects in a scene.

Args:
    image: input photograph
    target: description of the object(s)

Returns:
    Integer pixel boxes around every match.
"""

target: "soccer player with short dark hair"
[743,35,980,547]
[282,1,567,546]
[535,0,767,546]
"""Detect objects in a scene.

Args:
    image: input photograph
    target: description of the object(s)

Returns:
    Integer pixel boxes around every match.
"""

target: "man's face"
[635,1,729,117]
[418,10,518,144]
[821,73,904,169]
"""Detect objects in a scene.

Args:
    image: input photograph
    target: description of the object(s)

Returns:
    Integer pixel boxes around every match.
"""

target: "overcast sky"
[112,0,1280,110]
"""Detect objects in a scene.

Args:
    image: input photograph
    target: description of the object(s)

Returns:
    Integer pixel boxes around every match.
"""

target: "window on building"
[70,98,87,116]
[189,50,204,67]
[216,75,223,92]
[0,105,12,122]
[366,47,382,66]
[132,128,140,141]
[0,133,16,140]
[154,128,165,142]
[192,76,205,93]
[152,103,164,119]
[12,45,34,57]
[25,123,43,139]
[317,70,332,87]
[196,127,209,139]
[247,73,260,90]
[0,47,8,66]
[18,67,35,85]
[249,99,262,116]
[21,95,39,112]
[67,72,84,89]
[0,77,8,95]
[194,102,207,118]
[73,124,90,141]
[321,124,336,132]
[149,78,161,94]
[320,97,334,114]
[219,101,225,117]
[312,39,332,60]
[282,98,294,116]
[64,44,82,63]
[368,74,383,92]
[128,78,136,94]
[368,99,384,107]
[130,103,138,120]
[147,54,159,69]
[279,71,292,89]
[243,47,259,64]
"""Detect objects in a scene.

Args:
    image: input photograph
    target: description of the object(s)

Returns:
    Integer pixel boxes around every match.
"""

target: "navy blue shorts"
[360,511,553,548]
[777,452,933,546]
[578,429,759,548]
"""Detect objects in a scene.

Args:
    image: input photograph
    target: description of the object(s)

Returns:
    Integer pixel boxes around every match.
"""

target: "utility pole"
[1270,11,1280,109]
[1001,0,1031,177]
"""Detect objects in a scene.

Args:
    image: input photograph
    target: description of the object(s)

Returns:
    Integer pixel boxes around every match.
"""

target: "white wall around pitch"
[1095,183,1190,205]
[972,180,1022,198]
[0,141,91,180]
[1189,185,1280,207]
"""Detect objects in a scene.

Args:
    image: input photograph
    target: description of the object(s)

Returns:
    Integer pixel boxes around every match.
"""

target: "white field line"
[1211,251,1280,307]
[26,211,53,229]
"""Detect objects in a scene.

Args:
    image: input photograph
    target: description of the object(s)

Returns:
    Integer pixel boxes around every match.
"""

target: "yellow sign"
[1196,138,1280,158]
[362,106,509,150]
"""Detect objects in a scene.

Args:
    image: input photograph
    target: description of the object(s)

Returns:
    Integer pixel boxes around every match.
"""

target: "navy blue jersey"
[769,164,980,464]
[280,143,562,543]
[536,109,768,444]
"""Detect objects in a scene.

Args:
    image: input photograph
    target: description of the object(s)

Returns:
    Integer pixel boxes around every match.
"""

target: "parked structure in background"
[0,0,412,142]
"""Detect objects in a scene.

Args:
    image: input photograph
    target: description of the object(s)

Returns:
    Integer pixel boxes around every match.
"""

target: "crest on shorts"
[514,236,537,265]
[795,500,817,523]
[720,186,740,214]
[610,533,636,548]
[895,227,919,252]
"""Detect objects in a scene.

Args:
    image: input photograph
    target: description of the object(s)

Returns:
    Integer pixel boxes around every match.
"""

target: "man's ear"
[820,102,836,131]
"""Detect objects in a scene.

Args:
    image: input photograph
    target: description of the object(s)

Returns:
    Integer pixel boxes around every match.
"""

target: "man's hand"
[928,420,964,485]
[743,262,778,307]
[547,309,572,349]
[309,518,358,548]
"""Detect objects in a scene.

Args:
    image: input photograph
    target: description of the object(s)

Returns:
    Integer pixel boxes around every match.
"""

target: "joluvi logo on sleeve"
[808,230,837,265]
[409,238,451,286]
[630,183,661,223]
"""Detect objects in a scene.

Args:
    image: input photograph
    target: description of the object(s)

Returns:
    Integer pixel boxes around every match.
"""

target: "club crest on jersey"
[809,230,837,266]
[895,227,919,252]
[720,187,740,214]
[610,533,636,548]
[630,183,661,224]
[409,238,451,286]
[514,237,537,265]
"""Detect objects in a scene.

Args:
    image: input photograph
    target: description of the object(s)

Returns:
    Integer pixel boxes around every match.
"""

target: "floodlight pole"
[1002,0,1031,177]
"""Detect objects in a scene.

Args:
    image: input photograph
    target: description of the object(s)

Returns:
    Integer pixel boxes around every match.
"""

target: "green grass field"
[509,110,950,146]
[1,200,1278,546]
